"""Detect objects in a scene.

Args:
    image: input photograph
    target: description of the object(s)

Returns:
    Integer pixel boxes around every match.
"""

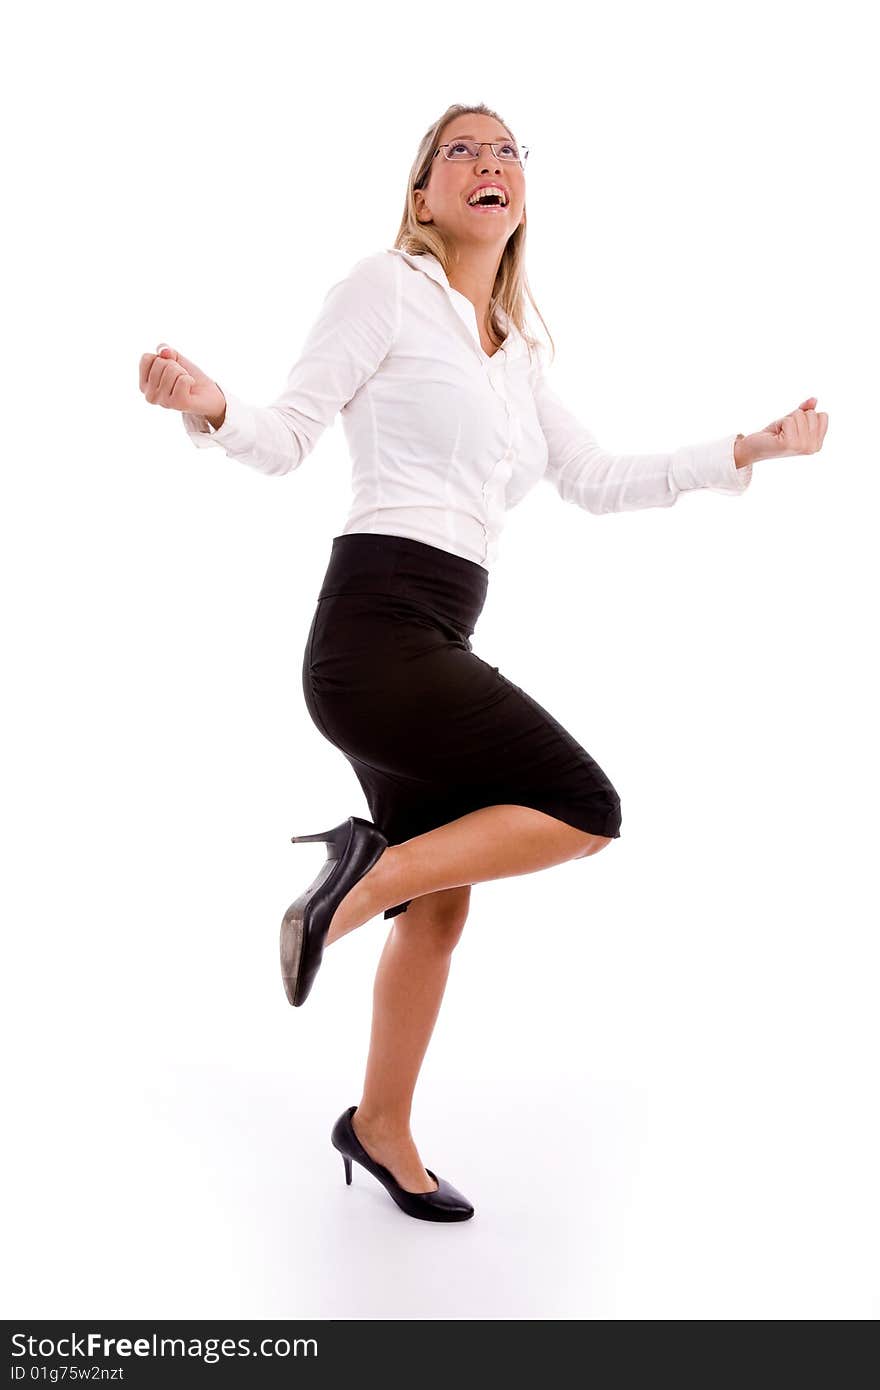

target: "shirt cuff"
[670,432,753,494]
[181,388,257,455]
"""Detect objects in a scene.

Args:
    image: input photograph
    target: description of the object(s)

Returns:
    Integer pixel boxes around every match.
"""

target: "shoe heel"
[341,1153,352,1185]
[290,828,336,844]
[290,815,375,860]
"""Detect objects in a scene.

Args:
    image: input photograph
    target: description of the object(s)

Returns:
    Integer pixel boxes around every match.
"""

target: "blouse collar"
[388,247,520,363]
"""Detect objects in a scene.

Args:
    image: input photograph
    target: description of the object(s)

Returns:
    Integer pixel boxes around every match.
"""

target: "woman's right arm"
[139,251,400,478]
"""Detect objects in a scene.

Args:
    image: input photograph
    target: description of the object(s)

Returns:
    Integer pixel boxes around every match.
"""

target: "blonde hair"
[393,103,556,367]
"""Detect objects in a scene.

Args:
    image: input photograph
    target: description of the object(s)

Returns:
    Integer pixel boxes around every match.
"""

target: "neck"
[444,243,504,330]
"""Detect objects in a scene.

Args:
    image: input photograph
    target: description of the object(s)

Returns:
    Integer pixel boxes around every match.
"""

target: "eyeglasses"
[433,138,529,169]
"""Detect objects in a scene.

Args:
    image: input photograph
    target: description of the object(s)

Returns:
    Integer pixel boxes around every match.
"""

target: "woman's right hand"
[139,343,227,429]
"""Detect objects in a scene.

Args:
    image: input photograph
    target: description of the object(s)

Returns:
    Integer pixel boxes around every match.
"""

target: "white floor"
[6,833,879,1320]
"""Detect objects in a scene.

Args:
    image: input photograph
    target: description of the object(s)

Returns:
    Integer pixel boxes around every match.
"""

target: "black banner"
[3,1322,565,1384]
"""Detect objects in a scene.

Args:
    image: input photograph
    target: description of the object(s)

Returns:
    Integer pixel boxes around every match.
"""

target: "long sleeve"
[180,251,401,477]
[531,366,753,514]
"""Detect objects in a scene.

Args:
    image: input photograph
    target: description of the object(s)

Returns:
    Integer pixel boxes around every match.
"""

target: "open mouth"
[466,187,509,211]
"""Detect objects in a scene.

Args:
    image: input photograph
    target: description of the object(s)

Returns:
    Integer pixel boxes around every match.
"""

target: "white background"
[3,0,877,1320]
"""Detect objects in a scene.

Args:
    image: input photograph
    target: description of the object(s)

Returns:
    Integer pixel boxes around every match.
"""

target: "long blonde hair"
[393,103,556,367]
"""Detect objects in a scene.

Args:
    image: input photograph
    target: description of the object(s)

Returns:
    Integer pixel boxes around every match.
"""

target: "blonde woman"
[139,103,828,1224]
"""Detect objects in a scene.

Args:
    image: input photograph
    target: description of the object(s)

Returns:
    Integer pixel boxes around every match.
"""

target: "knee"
[573,832,614,860]
[403,885,471,950]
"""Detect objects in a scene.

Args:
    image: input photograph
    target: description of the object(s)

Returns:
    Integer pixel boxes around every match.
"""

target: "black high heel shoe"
[281,815,388,1007]
[330,1105,475,1222]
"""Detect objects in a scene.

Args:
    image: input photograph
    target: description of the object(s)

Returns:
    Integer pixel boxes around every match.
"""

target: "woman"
[139,103,828,1223]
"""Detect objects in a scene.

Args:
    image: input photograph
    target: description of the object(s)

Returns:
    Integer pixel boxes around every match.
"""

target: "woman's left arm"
[532,362,829,515]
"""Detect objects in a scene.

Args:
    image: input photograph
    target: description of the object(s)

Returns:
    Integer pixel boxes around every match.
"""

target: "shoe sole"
[280,856,339,1007]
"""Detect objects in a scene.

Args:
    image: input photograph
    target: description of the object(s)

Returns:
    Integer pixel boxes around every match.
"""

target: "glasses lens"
[446,139,524,162]
[446,140,478,159]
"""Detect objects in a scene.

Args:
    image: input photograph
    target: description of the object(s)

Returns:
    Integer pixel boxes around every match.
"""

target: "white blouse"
[182,247,752,570]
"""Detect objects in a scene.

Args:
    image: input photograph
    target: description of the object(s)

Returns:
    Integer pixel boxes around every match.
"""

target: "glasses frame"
[433,139,529,169]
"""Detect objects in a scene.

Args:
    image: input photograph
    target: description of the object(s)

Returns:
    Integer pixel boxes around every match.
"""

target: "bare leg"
[324,803,612,946]
[350,886,472,1193]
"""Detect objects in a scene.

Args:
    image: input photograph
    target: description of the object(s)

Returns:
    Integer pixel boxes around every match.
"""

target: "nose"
[468,142,503,175]
[475,154,502,175]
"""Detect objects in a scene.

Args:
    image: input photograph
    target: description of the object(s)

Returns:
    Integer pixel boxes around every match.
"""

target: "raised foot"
[324,845,395,946]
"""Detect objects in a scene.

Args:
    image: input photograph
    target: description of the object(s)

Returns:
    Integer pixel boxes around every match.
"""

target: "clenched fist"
[139,343,227,429]
[735,396,829,468]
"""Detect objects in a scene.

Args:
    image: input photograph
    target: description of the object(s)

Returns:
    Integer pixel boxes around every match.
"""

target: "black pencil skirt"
[301,532,622,919]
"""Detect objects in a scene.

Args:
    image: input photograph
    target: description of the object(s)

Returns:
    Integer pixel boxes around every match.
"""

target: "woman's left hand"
[738,397,829,466]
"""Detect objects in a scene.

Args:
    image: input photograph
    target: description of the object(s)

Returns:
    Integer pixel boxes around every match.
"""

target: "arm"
[181,251,401,476]
[531,365,753,514]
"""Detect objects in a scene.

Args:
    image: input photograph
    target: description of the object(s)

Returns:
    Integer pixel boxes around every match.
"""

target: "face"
[414,114,526,254]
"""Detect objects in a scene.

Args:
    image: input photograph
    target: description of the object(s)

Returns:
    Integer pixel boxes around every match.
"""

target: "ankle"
[353,1105,412,1140]
[368,844,405,917]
